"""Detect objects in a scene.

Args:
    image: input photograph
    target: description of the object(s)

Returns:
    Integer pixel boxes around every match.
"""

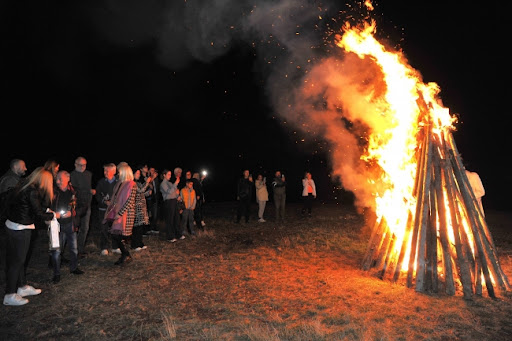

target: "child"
[180,179,197,236]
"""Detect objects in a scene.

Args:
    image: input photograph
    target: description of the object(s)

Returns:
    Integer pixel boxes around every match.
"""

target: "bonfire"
[336,20,510,299]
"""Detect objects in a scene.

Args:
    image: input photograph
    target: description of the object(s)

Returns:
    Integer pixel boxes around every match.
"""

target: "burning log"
[362,123,511,299]
[336,18,510,299]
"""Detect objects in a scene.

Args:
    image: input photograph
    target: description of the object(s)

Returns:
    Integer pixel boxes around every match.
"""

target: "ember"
[336,20,510,298]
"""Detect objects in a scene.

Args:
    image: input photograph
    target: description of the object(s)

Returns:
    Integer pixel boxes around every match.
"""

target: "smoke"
[88,0,388,210]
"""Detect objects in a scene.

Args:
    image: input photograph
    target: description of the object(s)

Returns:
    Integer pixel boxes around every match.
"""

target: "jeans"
[181,209,195,234]
[50,221,78,276]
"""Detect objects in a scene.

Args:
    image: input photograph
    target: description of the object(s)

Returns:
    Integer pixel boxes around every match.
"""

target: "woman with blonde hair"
[103,163,136,265]
[3,167,55,306]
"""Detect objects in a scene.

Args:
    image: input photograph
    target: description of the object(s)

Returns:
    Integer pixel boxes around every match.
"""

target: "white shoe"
[112,248,122,255]
[179,235,186,240]
[3,293,28,306]
[133,247,142,252]
[141,245,147,250]
[201,221,206,227]
[258,218,266,223]
[17,285,42,297]
[100,249,109,256]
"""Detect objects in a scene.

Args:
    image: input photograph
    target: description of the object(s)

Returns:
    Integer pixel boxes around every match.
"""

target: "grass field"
[1,202,511,340]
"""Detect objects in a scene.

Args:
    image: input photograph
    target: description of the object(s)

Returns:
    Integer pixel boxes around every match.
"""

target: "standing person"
[3,167,54,306]
[236,170,253,224]
[1,159,28,223]
[160,169,183,242]
[138,164,152,229]
[103,163,136,265]
[192,171,206,228]
[465,168,485,217]
[94,163,118,256]
[301,172,317,218]
[0,159,27,194]
[174,167,184,190]
[180,179,197,236]
[148,167,161,234]
[49,170,84,284]
[43,159,60,180]
[71,156,96,257]
[272,170,287,223]
[255,174,268,223]
[131,169,150,251]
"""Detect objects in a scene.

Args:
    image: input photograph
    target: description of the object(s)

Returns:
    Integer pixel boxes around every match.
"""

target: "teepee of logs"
[361,99,510,299]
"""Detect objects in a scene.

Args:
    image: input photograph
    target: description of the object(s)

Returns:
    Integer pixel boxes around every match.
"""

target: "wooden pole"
[415,121,434,293]
[443,156,473,299]
[449,149,496,298]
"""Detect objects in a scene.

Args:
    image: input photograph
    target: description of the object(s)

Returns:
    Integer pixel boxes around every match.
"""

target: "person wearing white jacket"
[255,174,269,222]
[465,169,485,217]
[301,172,316,218]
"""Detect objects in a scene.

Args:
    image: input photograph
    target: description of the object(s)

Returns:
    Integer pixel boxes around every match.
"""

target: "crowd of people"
[0,157,208,306]
[0,156,489,306]
[0,156,328,306]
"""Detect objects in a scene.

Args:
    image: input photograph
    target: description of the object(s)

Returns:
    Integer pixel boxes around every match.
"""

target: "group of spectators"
[0,156,325,307]
[0,157,206,306]
[235,169,317,224]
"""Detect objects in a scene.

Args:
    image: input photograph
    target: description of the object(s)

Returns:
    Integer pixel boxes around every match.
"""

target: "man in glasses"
[70,156,96,258]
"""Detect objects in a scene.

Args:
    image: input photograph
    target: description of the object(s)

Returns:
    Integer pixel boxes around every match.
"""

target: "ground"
[0,202,511,340]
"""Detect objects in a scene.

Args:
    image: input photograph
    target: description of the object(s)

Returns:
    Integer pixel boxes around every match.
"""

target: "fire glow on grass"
[335,18,510,298]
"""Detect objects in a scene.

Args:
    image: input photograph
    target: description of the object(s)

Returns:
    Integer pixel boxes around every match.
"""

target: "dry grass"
[1,202,511,340]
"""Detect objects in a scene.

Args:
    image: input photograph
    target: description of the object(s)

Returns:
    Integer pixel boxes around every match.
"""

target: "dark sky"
[1,1,509,210]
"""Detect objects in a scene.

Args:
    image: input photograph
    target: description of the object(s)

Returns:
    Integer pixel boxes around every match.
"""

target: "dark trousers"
[111,234,130,258]
[98,208,119,250]
[302,193,314,214]
[149,198,161,230]
[194,199,203,228]
[163,198,181,240]
[236,197,251,223]
[5,228,32,294]
[274,192,286,221]
[131,224,146,248]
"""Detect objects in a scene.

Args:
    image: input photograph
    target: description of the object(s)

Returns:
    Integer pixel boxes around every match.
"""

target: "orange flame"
[337,20,455,260]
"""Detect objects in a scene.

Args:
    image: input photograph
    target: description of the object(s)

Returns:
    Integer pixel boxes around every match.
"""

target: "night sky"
[1,1,509,210]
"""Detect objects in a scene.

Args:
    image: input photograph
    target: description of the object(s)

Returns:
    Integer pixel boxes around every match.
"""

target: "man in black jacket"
[236,170,253,223]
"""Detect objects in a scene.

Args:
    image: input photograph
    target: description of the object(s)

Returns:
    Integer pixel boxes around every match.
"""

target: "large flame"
[336,20,456,268]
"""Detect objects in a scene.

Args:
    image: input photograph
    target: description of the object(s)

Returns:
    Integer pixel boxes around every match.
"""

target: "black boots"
[114,255,132,265]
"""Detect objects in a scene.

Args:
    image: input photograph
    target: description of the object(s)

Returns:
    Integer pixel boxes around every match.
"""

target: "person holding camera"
[94,163,118,256]
[49,170,84,284]
[272,170,286,223]
[236,169,253,224]
[255,174,268,222]
[301,172,317,218]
